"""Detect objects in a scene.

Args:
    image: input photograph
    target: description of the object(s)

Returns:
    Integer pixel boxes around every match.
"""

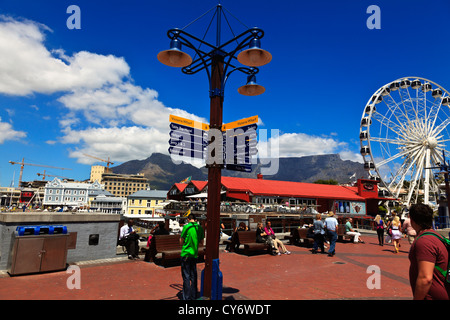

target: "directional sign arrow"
[168,146,205,160]
[170,123,208,137]
[225,163,252,172]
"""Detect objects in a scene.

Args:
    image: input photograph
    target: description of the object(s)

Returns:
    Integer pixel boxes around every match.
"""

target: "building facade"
[94,171,150,198]
[127,189,168,217]
[90,194,127,214]
[167,176,394,216]
[43,178,104,209]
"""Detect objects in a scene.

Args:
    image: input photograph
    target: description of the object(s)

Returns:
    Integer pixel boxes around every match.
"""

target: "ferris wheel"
[360,76,450,206]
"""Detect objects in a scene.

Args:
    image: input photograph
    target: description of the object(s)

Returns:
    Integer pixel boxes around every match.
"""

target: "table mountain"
[111,153,367,190]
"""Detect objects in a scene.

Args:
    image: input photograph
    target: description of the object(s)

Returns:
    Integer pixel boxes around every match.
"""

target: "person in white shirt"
[324,211,338,257]
[119,219,140,260]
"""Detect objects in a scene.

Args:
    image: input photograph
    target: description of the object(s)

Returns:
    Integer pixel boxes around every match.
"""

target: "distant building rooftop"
[128,189,168,199]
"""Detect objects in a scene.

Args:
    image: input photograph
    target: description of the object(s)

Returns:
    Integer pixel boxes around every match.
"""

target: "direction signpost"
[222,116,258,172]
[169,114,258,168]
[168,115,209,160]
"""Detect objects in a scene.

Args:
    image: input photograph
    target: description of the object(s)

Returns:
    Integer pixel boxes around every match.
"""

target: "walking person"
[180,213,205,300]
[391,216,402,253]
[324,211,338,257]
[408,204,450,300]
[374,215,386,246]
[312,213,325,254]
[402,213,417,245]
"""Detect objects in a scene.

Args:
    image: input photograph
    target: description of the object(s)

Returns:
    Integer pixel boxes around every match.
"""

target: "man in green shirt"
[180,213,204,300]
[345,217,364,243]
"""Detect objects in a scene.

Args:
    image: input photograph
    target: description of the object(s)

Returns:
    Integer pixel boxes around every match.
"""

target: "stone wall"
[0,212,121,271]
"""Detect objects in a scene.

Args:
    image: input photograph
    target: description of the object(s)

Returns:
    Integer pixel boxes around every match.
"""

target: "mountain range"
[111,153,368,190]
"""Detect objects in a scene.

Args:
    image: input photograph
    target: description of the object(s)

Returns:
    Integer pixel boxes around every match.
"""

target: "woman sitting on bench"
[264,221,291,255]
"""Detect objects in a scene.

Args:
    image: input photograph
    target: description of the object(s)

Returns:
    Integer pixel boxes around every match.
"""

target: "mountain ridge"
[111,153,367,190]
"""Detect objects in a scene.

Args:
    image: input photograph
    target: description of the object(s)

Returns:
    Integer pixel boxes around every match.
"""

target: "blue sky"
[0,0,450,187]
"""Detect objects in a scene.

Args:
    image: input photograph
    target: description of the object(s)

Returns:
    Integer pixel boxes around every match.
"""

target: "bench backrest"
[298,228,309,238]
[236,231,257,244]
[337,224,346,235]
[290,228,300,239]
[152,234,181,252]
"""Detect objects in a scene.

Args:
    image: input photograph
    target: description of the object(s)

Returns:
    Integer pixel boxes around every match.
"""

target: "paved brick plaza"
[0,233,413,300]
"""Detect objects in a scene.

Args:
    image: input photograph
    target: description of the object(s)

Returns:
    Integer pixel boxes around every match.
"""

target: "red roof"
[173,183,187,192]
[190,180,208,192]
[221,176,365,201]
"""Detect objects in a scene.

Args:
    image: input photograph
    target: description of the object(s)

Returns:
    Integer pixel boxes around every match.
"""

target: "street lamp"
[158,4,271,299]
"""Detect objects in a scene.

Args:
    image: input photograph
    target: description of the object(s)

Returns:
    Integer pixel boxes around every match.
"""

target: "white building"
[43,178,104,209]
[90,194,127,214]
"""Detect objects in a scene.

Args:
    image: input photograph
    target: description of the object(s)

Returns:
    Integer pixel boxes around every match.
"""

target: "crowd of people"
[119,203,449,300]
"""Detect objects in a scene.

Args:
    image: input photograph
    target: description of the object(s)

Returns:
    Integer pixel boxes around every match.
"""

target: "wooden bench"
[223,232,239,252]
[144,234,205,267]
[285,228,314,247]
[298,228,314,247]
[235,231,270,255]
[337,224,355,242]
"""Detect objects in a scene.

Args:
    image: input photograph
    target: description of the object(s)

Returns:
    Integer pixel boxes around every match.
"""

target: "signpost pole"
[203,52,224,299]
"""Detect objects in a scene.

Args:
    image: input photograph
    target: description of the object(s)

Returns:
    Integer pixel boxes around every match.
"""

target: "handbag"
[387,226,393,236]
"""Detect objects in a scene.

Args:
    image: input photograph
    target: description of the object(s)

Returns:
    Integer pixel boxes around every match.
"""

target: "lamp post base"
[200,258,223,300]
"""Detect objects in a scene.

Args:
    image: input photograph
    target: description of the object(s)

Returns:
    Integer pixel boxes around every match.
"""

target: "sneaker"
[285,251,291,255]
[128,255,133,260]
[277,252,281,256]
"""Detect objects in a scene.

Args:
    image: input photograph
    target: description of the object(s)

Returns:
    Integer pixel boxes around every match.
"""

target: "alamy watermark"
[366,5,381,30]
[169,127,280,175]
[67,5,81,30]
[66,265,81,289]
[366,265,381,289]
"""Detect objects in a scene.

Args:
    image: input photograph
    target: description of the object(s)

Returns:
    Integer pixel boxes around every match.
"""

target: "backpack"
[415,232,450,284]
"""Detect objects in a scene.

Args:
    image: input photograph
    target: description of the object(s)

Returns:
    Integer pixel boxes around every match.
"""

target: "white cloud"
[0,15,363,168]
[257,131,362,162]
[276,132,340,157]
[62,126,169,164]
[339,150,364,163]
[0,15,129,96]
[58,82,207,131]
[0,117,26,143]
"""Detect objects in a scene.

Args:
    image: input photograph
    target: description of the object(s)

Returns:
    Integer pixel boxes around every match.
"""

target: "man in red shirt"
[408,204,449,300]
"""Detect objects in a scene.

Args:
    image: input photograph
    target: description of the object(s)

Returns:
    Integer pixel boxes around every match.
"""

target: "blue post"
[200,258,223,300]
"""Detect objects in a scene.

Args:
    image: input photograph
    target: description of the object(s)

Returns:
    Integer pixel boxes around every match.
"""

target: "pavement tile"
[0,234,414,301]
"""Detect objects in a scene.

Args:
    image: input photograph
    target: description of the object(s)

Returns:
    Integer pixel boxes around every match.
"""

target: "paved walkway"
[0,233,413,300]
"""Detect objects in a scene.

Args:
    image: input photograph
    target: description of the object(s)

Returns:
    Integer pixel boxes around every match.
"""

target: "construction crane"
[83,154,114,172]
[9,158,71,187]
[37,170,69,181]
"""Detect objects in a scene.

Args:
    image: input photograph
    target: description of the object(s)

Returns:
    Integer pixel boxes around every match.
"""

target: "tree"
[314,179,338,185]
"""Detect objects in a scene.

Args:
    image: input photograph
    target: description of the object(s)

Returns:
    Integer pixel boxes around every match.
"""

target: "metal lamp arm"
[168,31,212,84]
[222,67,259,92]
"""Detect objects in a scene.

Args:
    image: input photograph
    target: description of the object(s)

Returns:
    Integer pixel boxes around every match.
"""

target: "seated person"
[345,218,364,243]
[264,221,291,255]
[225,222,248,252]
[119,219,140,259]
[147,221,170,247]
